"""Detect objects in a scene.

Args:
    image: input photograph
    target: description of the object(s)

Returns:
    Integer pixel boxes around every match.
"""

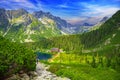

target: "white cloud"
[15,1,36,8]
[57,0,70,8]
[57,4,69,8]
[14,0,28,2]
[67,17,87,23]
[67,17,102,24]
[66,2,119,24]
[81,3,120,17]
[33,0,43,10]
[0,0,42,10]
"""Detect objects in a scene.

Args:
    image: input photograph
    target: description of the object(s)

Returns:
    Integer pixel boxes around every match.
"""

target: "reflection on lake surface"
[36,52,52,60]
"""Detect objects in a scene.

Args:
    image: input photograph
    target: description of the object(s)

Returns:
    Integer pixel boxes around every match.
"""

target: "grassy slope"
[49,63,120,80]
[42,52,120,80]
[4,14,62,42]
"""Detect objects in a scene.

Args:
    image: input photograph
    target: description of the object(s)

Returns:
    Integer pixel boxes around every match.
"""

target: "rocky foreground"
[6,62,70,80]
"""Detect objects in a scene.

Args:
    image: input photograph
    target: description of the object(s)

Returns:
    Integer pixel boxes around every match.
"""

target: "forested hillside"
[81,10,120,48]
[24,10,120,52]
[24,34,82,54]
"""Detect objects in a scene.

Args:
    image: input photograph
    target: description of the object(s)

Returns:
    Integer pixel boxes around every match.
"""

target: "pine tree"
[106,58,111,67]
[91,56,96,68]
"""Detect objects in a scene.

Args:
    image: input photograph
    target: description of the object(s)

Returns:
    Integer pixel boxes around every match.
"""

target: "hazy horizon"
[0,0,120,24]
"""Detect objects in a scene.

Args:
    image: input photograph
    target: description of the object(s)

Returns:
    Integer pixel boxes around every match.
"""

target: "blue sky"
[0,0,120,24]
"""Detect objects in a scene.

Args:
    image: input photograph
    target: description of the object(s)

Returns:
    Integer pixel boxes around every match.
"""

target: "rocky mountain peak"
[21,14,32,26]
[33,11,53,19]
[100,16,108,23]
[0,8,9,31]
[7,8,28,19]
[33,10,71,31]
[0,8,6,12]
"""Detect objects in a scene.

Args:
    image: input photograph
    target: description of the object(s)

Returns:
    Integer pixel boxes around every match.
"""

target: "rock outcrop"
[0,8,9,31]
[6,62,70,80]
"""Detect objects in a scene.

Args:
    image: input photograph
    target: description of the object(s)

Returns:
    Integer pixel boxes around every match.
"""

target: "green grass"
[48,63,120,80]
[40,52,120,80]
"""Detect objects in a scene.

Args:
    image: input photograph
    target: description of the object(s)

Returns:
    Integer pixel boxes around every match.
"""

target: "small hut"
[50,48,63,53]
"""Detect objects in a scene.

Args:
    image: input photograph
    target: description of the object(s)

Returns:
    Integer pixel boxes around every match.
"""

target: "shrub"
[0,36,36,79]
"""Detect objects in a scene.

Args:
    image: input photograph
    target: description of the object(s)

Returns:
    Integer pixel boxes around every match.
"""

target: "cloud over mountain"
[0,0,119,24]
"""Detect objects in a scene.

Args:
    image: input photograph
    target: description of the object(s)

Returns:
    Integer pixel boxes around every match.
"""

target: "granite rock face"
[0,8,9,31]
[7,8,28,19]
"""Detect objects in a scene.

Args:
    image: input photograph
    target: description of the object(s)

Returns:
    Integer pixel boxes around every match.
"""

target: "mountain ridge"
[0,8,118,43]
[0,8,67,42]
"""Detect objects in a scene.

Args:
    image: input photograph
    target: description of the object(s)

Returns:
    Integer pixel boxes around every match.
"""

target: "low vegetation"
[0,36,36,79]
[46,45,120,80]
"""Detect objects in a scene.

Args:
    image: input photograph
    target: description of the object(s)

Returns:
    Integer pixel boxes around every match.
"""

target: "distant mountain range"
[0,8,109,42]
[81,10,120,48]
[89,16,109,31]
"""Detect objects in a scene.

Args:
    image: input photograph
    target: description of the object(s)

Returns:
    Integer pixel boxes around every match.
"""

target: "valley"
[0,6,120,80]
[25,10,120,80]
